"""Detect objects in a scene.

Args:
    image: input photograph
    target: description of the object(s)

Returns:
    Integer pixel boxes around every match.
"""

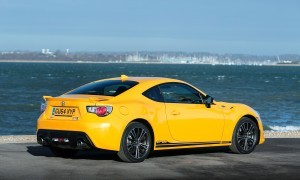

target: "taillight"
[86,106,113,117]
[40,101,46,113]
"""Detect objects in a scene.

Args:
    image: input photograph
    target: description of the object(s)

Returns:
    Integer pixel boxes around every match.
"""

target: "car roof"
[90,75,206,98]
[107,76,183,84]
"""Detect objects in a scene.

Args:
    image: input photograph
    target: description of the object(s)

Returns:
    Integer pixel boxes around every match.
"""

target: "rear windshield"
[67,80,138,96]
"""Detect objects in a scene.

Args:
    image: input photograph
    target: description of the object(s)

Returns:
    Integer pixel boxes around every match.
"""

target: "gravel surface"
[0,135,36,144]
[0,131,299,144]
[264,130,300,138]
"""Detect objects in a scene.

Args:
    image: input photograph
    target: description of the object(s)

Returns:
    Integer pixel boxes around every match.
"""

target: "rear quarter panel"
[111,92,172,150]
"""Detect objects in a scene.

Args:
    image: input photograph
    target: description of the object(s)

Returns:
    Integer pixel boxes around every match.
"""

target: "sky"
[0,0,299,55]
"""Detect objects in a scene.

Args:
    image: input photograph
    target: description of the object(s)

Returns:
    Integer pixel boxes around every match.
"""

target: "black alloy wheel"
[118,122,152,163]
[230,117,259,154]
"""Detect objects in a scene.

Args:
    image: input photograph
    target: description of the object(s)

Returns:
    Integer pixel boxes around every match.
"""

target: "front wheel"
[230,117,259,154]
[118,122,152,163]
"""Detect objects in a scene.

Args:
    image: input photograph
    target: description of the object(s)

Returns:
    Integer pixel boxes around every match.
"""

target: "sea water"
[0,62,299,135]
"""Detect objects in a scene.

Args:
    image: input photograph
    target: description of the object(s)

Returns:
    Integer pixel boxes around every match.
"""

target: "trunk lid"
[43,95,112,120]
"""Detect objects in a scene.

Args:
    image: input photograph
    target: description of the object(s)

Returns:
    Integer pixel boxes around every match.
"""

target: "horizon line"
[1,49,300,57]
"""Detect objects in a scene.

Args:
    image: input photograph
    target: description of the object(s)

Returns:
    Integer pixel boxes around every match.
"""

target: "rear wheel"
[230,117,259,154]
[50,147,78,158]
[118,122,152,163]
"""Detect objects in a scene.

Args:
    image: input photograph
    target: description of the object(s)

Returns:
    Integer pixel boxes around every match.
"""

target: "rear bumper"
[37,112,126,151]
[37,129,95,150]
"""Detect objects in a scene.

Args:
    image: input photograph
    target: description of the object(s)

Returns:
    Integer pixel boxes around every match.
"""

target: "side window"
[159,83,202,104]
[143,86,164,102]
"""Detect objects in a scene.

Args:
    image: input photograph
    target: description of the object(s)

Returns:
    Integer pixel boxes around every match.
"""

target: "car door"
[159,83,225,143]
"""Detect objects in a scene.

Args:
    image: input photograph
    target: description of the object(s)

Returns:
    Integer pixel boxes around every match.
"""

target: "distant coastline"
[1,50,300,66]
[1,59,300,66]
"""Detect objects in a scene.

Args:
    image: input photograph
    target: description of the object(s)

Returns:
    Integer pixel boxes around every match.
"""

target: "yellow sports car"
[37,75,265,162]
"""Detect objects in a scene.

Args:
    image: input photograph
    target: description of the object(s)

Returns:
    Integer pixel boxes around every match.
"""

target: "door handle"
[170,110,180,115]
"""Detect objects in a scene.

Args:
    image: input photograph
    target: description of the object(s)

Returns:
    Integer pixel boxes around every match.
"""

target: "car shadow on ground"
[26,146,120,161]
[27,145,230,161]
[151,146,230,158]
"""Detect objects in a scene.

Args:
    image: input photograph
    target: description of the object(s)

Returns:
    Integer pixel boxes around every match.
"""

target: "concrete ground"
[0,138,299,179]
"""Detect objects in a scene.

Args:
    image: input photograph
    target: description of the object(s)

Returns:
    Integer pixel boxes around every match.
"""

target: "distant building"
[41,49,55,57]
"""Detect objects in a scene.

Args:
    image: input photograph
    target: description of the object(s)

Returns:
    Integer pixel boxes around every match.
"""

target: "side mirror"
[204,95,214,108]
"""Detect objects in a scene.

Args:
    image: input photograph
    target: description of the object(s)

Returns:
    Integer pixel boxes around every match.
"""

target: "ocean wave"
[268,125,300,132]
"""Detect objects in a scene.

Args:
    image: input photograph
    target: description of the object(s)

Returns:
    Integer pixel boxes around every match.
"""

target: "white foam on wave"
[269,125,300,132]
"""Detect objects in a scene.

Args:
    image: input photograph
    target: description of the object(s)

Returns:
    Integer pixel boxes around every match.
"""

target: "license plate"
[52,107,76,117]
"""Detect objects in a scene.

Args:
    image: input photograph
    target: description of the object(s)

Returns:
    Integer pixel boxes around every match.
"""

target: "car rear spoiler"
[43,96,52,101]
[42,96,109,103]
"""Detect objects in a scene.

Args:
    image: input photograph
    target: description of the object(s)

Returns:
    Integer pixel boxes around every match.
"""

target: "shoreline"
[1,131,300,144]
[0,60,300,66]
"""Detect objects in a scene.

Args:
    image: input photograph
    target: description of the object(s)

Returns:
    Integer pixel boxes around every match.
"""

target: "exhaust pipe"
[37,136,48,145]
[76,139,90,149]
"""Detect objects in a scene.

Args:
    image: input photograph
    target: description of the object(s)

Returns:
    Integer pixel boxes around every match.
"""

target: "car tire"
[49,147,78,158]
[118,122,152,163]
[230,117,259,154]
